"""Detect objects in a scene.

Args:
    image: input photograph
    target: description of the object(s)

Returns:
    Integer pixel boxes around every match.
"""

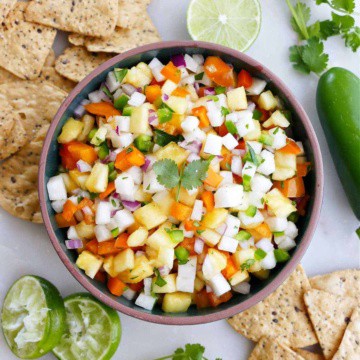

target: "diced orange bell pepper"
[201,191,215,212]
[59,145,77,170]
[297,162,311,177]
[194,289,211,309]
[184,219,196,232]
[160,61,181,84]
[208,291,233,307]
[94,271,107,283]
[170,202,192,222]
[248,222,272,241]
[98,240,120,256]
[85,239,99,254]
[115,233,129,250]
[217,123,229,137]
[145,84,162,103]
[178,238,196,256]
[107,277,127,296]
[237,69,253,89]
[221,257,238,279]
[273,177,305,198]
[204,56,235,87]
[84,102,121,119]
[204,168,223,188]
[115,145,145,171]
[171,87,189,98]
[65,141,98,165]
[62,199,78,222]
[278,139,302,155]
[99,182,116,200]
[191,106,210,128]
[55,213,77,228]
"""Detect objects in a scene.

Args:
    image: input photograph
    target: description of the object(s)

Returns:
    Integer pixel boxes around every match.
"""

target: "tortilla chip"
[0,100,28,161]
[117,0,151,29]
[228,265,318,348]
[0,67,20,83]
[309,269,360,301]
[55,47,114,82]
[294,349,324,360]
[0,0,16,22]
[25,0,118,38]
[332,306,360,360]
[0,124,49,223]
[68,33,86,47]
[248,337,304,360]
[44,49,56,67]
[0,3,56,80]
[85,14,160,53]
[304,289,357,359]
[39,67,76,93]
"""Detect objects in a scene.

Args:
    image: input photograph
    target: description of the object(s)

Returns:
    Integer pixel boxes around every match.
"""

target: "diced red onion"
[179,140,202,154]
[136,87,143,93]
[76,160,92,173]
[148,110,158,125]
[141,157,151,172]
[227,86,235,92]
[162,93,169,102]
[232,282,251,294]
[216,155,224,160]
[122,200,141,212]
[112,192,120,199]
[204,87,215,96]
[110,209,119,217]
[216,223,228,236]
[122,83,137,96]
[102,151,117,164]
[187,153,201,162]
[171,54,186,68]
[158,265,171,276]
[65,239,83,249]
[194,82,200,93]
[115,126,120,135]
[74,104,86,118]
[194,238,204,254]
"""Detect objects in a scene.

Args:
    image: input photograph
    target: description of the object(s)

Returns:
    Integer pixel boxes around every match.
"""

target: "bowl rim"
[39,40,323,325]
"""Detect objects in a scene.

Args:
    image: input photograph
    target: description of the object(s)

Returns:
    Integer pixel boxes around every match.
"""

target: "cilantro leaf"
[153,159,180,189]
[331,12,355,32]
[316,0,329,4]
[307,21,321,38]
[319,20,340,39]
[289,45,311,74]
[343,26,360,51]
[301,37,329,74]
[184,344,205,360]
[181,159,210,190]
[331,0,355,13]
[289,1,311,39]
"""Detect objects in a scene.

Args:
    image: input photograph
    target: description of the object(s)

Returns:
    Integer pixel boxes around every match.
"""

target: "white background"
[0,1,359,359]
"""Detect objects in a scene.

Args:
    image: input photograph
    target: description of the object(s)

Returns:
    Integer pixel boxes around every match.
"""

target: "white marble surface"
[0,1,359,359]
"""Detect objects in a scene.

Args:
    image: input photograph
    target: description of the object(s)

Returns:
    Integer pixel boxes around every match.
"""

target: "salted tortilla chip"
[228,265,318,348]
[85,13,160,53]
[68,33,86,47]
[309,269,360,301]
[117,0,151,28]
[294,349,324,360]
[248,337,304,360]
[25,0,118,38]
[39,67,76,93]
[44,49,56,67]
[0,100,28,161]
[332,306,360,360]
[0,3,56,80]
[304,289,357,359]
[0,0,16,22]
[0,67,20,83]
[55,47,114,82]
[0,124,49,223]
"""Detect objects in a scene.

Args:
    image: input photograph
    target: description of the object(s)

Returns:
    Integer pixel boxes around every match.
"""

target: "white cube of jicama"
[128,92,146,106]
[113,209,135,230]
[191,200,203,221]
[225,112,238,123]
[242,161,257,179]
[95,201,112,225]
[269,128,287,150]
[183,128,206,143]
[106,72,121,92]
[143,170,166,194]
[113,116,130,133]
[176,277,195,293]
[285,221,298,239]
[202,255,219,280]
[94,225,112,242]
[265,216,288,232]
[115,174,135,201]
[215,94,227,110]
[206,101,223,127]
[261,251,277,270]
[152,66,166,82]
[158,247,174,270]
[219,171,233,187]
[122,288,137,301]
[135,293,157,310]
[278,236,296,251]
[181,75,195,86]
[67,226,80,240]
[246,141,262,154]
[181,116,199,133]
[162,80,177,95]
[235,110,254,137]
[144,278,153,296]
[251,174,273,193]
[256,238,274,252]
[224,214,241,237]
[227,87,247,111]
[231,156,242,176]
[218,235,239,253]
[203,133,223,155]
[180,68,189,79]
[208,273,231,297]
[123,166,143,185]
[257,150,275,176]
[184,54,199,72]
[239,209,264,227]
[51,200,66,213]
[47,175,67,201]
[214,184,244,208]
[178,256,197,279]
[246,78,267,95]
[114,133,133,149]
[192,54,204,65]
[222,133,238,150]
[148,58,163,69]
[247,191,266,209]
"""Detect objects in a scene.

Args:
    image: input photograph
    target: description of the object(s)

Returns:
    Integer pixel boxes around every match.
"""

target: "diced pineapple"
[152,274,177,293]
[201,208,228,229]
[263,110,290,128]
[69,170,89,190]
[130,104,151,134]
[103,256,118,278]
[127,227,148,247]
[227,87,247,111]
[201,228,221,247]
[127,221,141,234]
[208,248,227,271]
[161,80,178,95]
[118,254,154,283]
[75,221,95,239]
[155,142,189,166]
[113,248,135,274]
[77,114,95,142]
[85,163,108,193]
[171,187,198,207]
[76,250,103,279]
[272,151,297,180]
[134,186,153,203]
[243,120,261,141]
[165,96,188,114]
[232,248,261,273]
[57,118,84,144]
[90,127,107,146]
[152,190,175,216]
[258,90,277,110]
[156,247,174,269]
[125,63,152,87]
[229,270,250,286]
[137,62,152,79]
[194,277,205,292]
[264,189,297,218]
[184,84,199,101]
[134,202,167,230]
[252,269,270,280]
[272,167,296,181]
[162,292,192,313]
[146,222,176,250]
[60,173,78,193]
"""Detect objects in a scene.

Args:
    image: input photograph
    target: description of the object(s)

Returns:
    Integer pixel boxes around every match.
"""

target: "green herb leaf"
[241,258,255,271]
[221,106,230,117]
[175,246,190,265]
[343,26,360,51]
[331,12,355,32]
[356,226,360,239]
[195,72,204,80]
[331,0,355,13]
[181,159,210,190]
[154,268,167,287]
[319,20,340,39]
[153,159,180,189]
[289,45,311,74]
[289,1,311,40]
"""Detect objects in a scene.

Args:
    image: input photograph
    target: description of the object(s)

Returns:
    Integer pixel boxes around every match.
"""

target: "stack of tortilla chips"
[0,0,160,223]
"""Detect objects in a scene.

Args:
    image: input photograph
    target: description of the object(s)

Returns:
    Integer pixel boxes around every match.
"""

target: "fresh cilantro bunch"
[153,158,212,201]
[286,0,359,75]
[153,343,221,360]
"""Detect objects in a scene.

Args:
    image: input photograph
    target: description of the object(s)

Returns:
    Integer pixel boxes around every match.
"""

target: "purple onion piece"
[179,140,202,154]
[162,93,169,102]
[171,54,186,68]
[65,239,83,250]
[122,200,141,212]
[141,157,151,172]
[204,87,215,96]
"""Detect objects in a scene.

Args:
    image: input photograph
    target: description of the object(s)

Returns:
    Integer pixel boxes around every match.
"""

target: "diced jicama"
[278,236,296,250]
[222,133,238,150]
[185,54,199,72]
[258,90,277,110]
[191,200,203,221]
[227,87,247,111]
[128,92,146,106]
[67,226,80,240]
[256,238,274,252]
[192,54,204,65]
[246,141,262,154]
[203,133,223,155]
[202,255,219,280]
[231,156,242,176]
[239,209,264,228]
[143,170,166,194]
[135,292,157,310]
[94,225,112,242]
[247,191,265,209]
[113,209,135,229]
[161,79,177,95]
[122,288,137,301]
[51,200,66,213]
[177,256,197,293]
[183,128,206,143]
[235,110,254,137]
[106,71,121,92]
[208,273,231,296]
[219,171,233,186]
[261,251,276,270]
[265,217,288,232]
[218,235,238,253]
[242,161,257,179]
[152,66,166,82]
[181,116,199,133]
[123,166,143,185]
[95,202,112,225]
[115,174,136,201]
[269,127,287,150]
[224,214,241,237]
[251,174,273,193]
[206,101,223,127]
[157,247,174,269]
[246,77,267,95]
[285,221,298,238]
[214,184,244,208]
[47,175,67,201]
[148,58,163,70]
[257,149,275,175]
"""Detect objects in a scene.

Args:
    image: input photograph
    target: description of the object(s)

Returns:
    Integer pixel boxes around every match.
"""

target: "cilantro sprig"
[153,343,221,360]
[286,0,359,75]
[153,158,212,201]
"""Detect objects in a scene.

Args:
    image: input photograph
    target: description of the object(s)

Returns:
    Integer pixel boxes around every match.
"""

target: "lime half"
[187,0,261,52]
[52,293,121,360]
[1,275,66,359]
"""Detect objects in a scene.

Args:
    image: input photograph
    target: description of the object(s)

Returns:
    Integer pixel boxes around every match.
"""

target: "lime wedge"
[1,275,66,359]
[52,293,121,360]
[187,0,261,52]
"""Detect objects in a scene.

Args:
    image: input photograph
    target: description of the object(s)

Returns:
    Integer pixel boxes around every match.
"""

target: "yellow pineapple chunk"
[118,255,154,283]
[75,221,95,239]
[113,248,135,274]
[127,227,148,247]
[155,142,189,166]
[133,202,167,230]
[85,163,108,193]
[57,118,84,144]
[201,208,228,229]
[152,274,177,293]
[162,292,192,313]
[76,251,103,279]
